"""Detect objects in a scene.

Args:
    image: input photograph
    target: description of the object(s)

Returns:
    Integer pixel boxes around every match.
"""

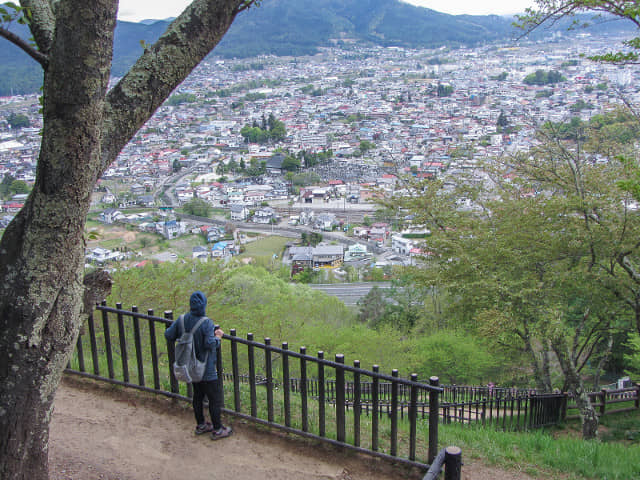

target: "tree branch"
[517,1,640,38]
[20,0,56,56]
[618,254,640,283]
[99,0,257,174]
[0,25,48,67]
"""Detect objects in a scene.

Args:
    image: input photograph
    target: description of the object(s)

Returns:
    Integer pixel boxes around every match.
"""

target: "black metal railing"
[66,302,450,474]
[439,391,566,430]
[224,372,567,431]
[423,446,462,480]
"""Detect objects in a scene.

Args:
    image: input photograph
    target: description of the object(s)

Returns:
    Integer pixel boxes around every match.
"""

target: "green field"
[239,235,291,259]
[84,218,295,267]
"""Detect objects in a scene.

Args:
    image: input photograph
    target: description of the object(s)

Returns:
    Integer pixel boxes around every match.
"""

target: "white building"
[391,235,414,255]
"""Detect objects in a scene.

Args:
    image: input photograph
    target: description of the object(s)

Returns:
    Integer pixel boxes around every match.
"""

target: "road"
[180,212,387,254]
[308,282,392,306]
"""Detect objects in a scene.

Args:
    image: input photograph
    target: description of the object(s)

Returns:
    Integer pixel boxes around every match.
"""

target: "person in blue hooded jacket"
[165,291,232,440]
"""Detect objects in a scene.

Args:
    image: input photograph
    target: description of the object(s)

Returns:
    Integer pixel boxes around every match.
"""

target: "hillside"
[2,0,517,96]
[212,0,517,57]
[1,0,635,96]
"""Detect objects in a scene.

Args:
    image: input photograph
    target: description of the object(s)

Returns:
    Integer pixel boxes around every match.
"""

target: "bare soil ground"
[49,376,535,480]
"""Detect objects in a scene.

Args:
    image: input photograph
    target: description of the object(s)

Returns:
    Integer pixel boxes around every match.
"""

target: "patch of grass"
[240,235,290,259]
[437,421,640,480]
[599,407,640,443]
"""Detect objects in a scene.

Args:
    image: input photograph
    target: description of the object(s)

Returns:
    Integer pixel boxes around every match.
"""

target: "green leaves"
[391,101,640,390]
[517,1,640,65]
[0,2,30,25]
[242,0,262,9]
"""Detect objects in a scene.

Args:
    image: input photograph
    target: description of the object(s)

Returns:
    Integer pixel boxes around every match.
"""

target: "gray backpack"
[172,314,210,383]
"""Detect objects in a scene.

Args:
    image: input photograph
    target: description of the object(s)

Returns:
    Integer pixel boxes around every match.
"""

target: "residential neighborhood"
[2,32,638,276]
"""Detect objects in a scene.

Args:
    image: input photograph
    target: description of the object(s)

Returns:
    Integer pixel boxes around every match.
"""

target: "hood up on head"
[190,291,207,317]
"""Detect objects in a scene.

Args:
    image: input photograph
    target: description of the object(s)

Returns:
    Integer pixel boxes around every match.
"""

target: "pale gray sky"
[117,0,536,23]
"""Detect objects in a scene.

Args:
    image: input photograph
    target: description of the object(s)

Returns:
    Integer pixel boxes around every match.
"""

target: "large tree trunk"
[551,335,599,440]
[0,2,117,478]
[521,326,553,391]
[0,1,251,478]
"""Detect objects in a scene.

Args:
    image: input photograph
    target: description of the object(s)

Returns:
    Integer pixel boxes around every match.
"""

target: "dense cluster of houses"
[4,38,634,199]
[99,208,189,239]
[3,35,639,273]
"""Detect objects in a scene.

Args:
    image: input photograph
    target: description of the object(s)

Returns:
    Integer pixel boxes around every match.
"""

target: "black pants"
[192,379,223,429]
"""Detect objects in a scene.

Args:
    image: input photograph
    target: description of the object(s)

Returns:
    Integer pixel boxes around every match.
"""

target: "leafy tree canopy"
[9,179,29,195]
[281,155,300,172]
[386,96,640,437]
[517,1,640,64]
[523,69,566,85]
[7,112,30,129]
[183,197,211,217]
[240,113,286,144]
[165,92,197,106]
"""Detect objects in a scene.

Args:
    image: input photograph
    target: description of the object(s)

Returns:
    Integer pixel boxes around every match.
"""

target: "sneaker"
[210,426,232,440]
[195,422,214,435]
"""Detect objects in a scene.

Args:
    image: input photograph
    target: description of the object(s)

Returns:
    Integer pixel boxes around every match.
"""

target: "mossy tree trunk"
[551,331,600,440]
[0,1,254,478]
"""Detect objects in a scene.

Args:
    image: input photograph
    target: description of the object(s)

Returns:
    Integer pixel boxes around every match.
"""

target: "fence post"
[409,373,418,461]
[147,309,160,390]
[372,364,379,451]
[353,359,361,447]
[247,333,257,417]
[318,351,325,437]
[336,354,346,443]
[230,329,241,412]
[390,369,399,457]
[600,388,607,416]
[635,383,640,410]
[300,346,308,432]
[102,301,115,379]
[131,306,145,387]
[88,309,100,375]
[164,311,179,394]
[429,376,440,464]
[116,303,129,383]
[444,446,462,480]
[282,342,291,427]
[265,337,274,422]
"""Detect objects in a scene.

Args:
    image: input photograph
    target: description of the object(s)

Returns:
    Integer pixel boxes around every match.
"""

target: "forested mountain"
[212,0,517,57]
[0,0,515,96]
[0,0,633,96]
[0,18,171,95]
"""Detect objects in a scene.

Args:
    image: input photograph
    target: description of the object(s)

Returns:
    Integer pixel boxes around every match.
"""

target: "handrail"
[423,446,462,480]
[66,302,447,474]
[225,331,444,392]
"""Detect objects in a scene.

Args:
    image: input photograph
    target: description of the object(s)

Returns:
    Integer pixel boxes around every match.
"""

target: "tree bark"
[521,326,552,391]
[551,335,599,440]
[0,1,251,478]
[0,2,117,478]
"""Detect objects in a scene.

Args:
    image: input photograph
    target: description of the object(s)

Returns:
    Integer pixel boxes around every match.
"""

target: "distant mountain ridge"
[213,0,518,58]
[0,0,634,96]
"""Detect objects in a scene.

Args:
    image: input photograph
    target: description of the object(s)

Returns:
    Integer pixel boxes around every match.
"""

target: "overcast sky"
[117,0,537,23]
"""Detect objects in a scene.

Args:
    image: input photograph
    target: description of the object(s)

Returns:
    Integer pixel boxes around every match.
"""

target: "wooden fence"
[566,386,640,419]
[66,302,451,475]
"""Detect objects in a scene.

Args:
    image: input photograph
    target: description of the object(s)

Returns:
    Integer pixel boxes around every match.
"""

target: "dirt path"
[49,376,534,480]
